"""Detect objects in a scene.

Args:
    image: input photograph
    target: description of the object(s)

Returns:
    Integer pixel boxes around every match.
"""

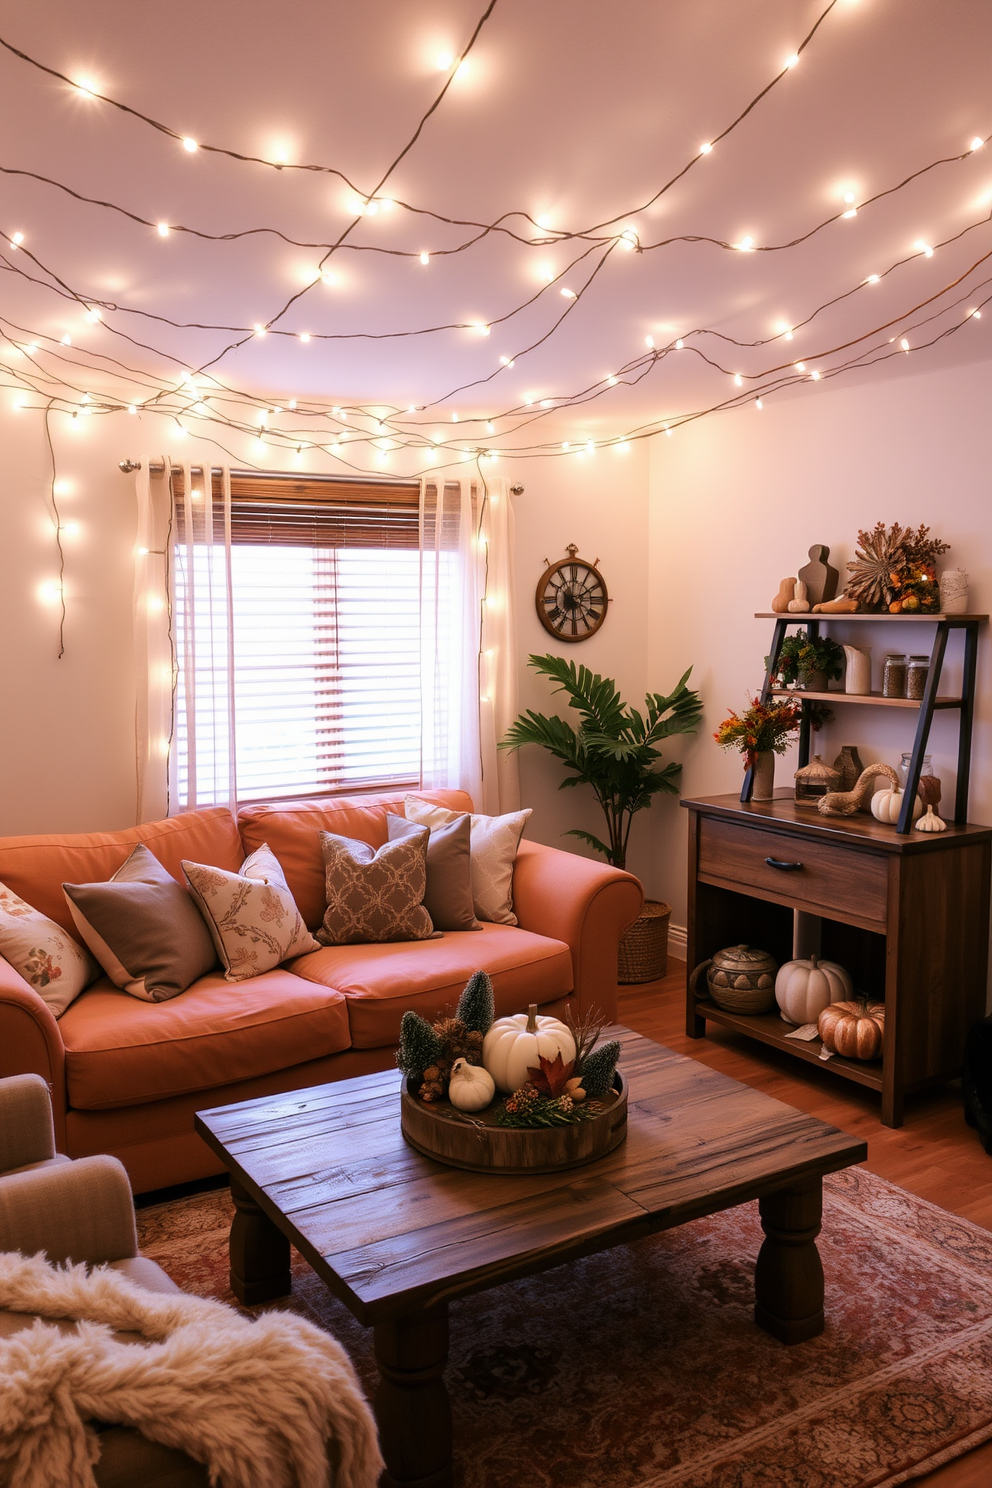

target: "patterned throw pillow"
[0,883,99,1018]
[317,828,435,946]
[182,844,319,983]
[404,798,531,925]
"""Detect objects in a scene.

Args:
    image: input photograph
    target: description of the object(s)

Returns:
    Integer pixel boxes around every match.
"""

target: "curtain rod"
[118,460,524,494]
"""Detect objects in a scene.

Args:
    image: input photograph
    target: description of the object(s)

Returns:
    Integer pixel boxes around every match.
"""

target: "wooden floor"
[618,962,992,1488]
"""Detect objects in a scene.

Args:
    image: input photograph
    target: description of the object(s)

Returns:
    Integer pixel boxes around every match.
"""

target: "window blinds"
[172,470,423,804]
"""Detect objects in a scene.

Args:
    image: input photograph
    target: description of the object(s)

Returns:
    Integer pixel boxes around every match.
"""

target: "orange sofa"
[0,789,642,1193]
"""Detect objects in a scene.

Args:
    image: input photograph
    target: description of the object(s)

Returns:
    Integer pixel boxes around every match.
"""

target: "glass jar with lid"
[906,655,930,700]
[882,654,908,698]
[900,751,933,786]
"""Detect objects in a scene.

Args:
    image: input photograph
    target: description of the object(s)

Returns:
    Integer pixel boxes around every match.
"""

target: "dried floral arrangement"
[396,973,621,1128]
[845,523,950,613]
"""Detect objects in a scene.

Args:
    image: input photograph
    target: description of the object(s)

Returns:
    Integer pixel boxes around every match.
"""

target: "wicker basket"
[618,899,671,984]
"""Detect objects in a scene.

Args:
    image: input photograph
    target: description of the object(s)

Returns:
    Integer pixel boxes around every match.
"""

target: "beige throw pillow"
[317,828,435,946]
[0,883,99,1017]
[182,844,319,983]
[63,843,217,1003]
[404,797,531,925]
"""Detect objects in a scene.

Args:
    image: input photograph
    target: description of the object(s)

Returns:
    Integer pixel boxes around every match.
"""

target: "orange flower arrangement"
[714,695,804,769]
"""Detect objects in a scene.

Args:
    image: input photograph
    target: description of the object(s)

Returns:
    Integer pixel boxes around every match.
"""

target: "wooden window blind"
[172,470,423,804]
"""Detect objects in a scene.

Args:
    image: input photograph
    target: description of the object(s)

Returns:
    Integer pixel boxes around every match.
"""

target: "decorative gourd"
[915,804,947,833]
[787,579,811,613]
[819,762,899,817]
[774,955,853,1026]
[771,576,797,614]
[817,1000,885,1060]
[447,1058,496,1111]
[870,786,923,824]
[482,1004,576,1094]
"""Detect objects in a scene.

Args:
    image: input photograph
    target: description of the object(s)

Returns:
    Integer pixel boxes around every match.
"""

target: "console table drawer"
[697,817,888,926]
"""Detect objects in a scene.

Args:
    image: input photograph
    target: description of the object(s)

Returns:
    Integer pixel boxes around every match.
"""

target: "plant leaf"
[525,1052,575,1096]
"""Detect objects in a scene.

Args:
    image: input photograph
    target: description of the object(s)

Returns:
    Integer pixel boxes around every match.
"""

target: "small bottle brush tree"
[500,655,702,870]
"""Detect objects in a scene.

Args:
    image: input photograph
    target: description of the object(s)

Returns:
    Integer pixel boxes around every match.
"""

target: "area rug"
[136,1167,992,1488]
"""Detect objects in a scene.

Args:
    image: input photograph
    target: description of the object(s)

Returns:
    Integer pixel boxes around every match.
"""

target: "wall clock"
[535,544,609,642]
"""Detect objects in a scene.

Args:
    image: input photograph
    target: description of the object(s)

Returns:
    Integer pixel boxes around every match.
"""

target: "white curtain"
[171,462,238,813]
[419,473,519,815]
[133,460,174,822]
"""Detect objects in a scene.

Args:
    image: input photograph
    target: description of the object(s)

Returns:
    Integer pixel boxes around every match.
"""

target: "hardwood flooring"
[618,963,992,1487]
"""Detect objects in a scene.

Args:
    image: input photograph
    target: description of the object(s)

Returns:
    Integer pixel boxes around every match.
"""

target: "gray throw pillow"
[387,813,480,932]
[63,843,217,1002]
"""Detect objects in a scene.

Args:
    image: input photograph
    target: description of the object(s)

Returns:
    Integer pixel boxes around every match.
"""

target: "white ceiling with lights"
[1,0,990,468]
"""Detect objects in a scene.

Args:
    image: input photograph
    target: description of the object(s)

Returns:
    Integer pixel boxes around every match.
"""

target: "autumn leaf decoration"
[525,1053,576,1098]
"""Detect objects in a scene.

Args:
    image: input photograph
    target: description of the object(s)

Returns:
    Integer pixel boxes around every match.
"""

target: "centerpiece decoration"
[396,972,627,1172]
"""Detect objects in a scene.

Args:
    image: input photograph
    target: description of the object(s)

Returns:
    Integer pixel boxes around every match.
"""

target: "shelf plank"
[768,688,962,710]
[754,612,988,622]
[696,1001,884,1091]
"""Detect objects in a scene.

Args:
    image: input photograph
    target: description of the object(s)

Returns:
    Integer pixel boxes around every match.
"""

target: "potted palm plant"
[501,655,703,983]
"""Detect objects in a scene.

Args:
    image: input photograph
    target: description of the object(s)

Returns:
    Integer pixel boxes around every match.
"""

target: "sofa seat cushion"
[289,922,572,1049]
[59,971,351,1110]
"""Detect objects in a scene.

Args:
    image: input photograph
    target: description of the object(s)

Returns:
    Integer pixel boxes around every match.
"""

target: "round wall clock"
[535,544,609,642]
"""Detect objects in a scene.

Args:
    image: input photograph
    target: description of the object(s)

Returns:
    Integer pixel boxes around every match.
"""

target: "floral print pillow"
[181,845,319,984]
[0,884,99,1017]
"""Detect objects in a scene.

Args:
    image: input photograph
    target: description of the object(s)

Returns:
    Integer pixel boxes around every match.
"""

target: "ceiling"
[1,0,990,464]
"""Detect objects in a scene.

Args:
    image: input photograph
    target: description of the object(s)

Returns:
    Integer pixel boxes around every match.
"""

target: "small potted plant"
[769,630,844,692]
[501,655,702,983]
[714,695,804,800]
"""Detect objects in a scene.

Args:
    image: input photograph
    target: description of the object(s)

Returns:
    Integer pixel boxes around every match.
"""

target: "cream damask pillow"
[317,828,435,946]
[404,798,531,925]
[0,883,99,1017]
[182,844,319,983]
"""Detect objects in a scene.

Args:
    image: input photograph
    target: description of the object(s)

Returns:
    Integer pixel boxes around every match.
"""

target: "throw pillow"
[63,843,217,1003]
[404,797,532,925]
[182,844,319,983]
[317,827,435,946]
[387,813,481,932]
[0,883,99,1018]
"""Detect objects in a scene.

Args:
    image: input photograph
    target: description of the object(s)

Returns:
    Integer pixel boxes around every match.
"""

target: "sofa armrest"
[0,957,68,1153]
[0,1154,138,1266]
[511,841,643,1023]
[0,1073,56,1173]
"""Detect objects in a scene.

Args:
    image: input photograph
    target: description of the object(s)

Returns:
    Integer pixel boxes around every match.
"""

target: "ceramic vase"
[939,569,969,615]
[751,751,775,801]
[843,644,872,696]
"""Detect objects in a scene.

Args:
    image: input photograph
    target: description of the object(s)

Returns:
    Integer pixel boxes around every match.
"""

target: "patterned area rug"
[136,1167,992,1488]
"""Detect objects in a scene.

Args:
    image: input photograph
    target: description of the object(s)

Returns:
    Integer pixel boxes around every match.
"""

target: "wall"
[0,406,654,858]
[646,357,992,933]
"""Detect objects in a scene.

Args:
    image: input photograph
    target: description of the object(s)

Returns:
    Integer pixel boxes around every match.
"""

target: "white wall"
[647,357,992,929]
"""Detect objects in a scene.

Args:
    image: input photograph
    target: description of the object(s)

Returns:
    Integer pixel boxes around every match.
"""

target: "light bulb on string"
[299,332,311,343]
[755,399,763,410]
[971,137,985,151]
[699,142,713,155]
[675,339,684,349]
[914,240,934,257]
[901,337,910,351]
[733,374,743,387]
[10,232,23,249]
[157,222,170,237]
[645,335,655,349]
[420,252,430,265]
[182,137,198,153]
[560,287,577,299]
[784,54,799,69]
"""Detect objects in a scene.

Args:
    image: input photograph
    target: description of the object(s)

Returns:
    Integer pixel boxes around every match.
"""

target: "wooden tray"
[400,1073,628,1174]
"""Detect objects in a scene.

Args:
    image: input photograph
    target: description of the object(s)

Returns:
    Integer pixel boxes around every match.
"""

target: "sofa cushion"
[64,845,218,1004]
[237,789,473,930]
[317,828,435,946]
[386,814,480,932]
[0,809,243,939]
[58,970,351,1109]
[0,883,99,1016]
[289,922,572,1049]
[182,846,318,981]
[405,797,532,925]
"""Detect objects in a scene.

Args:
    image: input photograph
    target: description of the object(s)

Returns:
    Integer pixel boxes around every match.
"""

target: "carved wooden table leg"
[229,1178,291,1305]
[374,1305,451,1488]
[753,1177,824,1344]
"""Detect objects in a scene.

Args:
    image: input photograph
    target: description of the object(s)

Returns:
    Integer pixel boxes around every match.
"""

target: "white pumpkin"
[447,1058,496,1112]
[482,1004,576,1094]
[775,955,853,1027]
[870,786,923,824]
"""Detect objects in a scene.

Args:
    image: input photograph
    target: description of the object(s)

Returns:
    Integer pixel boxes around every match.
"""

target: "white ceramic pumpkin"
[447,1058,496,1112]
[774,954,853,1026]
[870,786,923,824]
[482,1004,576,1094]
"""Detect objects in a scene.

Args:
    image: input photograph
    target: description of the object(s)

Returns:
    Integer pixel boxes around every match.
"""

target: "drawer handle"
[765,856,803,871]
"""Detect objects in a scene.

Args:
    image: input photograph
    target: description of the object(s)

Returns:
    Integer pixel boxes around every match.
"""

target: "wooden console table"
[682,791,992,1127]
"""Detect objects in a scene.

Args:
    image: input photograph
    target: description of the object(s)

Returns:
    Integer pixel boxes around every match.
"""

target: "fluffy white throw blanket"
[0,1250,382,1488]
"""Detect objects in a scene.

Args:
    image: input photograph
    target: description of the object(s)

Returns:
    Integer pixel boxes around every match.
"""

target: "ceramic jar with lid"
[688,944,778,1015]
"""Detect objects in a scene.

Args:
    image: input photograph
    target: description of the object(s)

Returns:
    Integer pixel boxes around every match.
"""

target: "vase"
[939,568,969,614]
[751,751,775,801]
[843,645,872,696]
[833,745,865,794]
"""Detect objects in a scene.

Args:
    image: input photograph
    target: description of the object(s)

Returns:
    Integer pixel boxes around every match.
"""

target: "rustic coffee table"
[196,1027,866,1488]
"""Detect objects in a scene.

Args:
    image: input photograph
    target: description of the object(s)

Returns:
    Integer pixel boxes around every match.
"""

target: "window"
[172,470,423,804]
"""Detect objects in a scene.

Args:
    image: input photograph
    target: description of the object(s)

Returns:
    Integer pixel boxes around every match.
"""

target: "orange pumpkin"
[817,1000,885,1061]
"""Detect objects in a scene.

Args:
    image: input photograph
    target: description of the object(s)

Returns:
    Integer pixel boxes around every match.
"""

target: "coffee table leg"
[229,1178,291,1305]
[753,1177,824,1344]
[374,1305,451,1488]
